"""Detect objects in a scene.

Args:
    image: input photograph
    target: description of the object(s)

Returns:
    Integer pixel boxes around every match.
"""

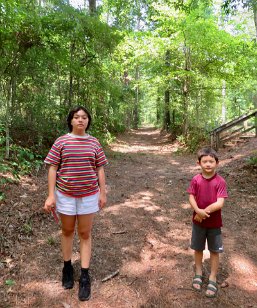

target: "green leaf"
[5,280,15,286]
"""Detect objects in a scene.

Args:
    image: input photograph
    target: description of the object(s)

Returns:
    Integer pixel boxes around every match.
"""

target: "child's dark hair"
[67,105,92,132]
[197,147,219,162]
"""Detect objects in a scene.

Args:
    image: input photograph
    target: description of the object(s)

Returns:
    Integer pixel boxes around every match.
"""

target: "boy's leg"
[205,251,219,297]
[195,250,203,275]
[209,251,219,282]
[192,250,203,290]
[191,224,206,291]
[206,228,223,297]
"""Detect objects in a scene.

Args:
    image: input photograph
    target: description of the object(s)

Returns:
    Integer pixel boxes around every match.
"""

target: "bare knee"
[62,227,75,237]
[78,230,91,240]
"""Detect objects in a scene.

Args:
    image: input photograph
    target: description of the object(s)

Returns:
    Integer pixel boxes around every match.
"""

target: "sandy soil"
[1,127,257,308]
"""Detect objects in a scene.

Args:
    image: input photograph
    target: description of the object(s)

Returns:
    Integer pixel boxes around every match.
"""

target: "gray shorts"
[191,223,223,253]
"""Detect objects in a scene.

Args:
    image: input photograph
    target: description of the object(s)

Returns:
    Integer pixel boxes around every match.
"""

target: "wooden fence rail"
[210,110,257,150]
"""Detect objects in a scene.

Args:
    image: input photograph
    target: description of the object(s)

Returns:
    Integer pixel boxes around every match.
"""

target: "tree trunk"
[133,66,139,129]
[5,78,14,159]
[68,41,75,106]
[182,44,191,137]
[164,90,171,130]
[163,50,171,131]
[88,0,96,14]
[252,2,257,40]
[156,96,161,123]
[252,3,257,135]
[221,80,226,124]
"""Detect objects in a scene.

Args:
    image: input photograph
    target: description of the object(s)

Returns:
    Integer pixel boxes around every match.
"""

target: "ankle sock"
[64,260,72,268]
[81,268,89,276]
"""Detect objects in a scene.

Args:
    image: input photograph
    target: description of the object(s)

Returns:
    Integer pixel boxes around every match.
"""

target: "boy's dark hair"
[197,147,219,162]
[67,105,92,132]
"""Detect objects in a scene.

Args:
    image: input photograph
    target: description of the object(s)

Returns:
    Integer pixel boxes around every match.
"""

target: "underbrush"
[246,154,257,168]
[0,144,43,201]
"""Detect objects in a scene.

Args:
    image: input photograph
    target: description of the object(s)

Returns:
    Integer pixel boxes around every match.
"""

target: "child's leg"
[205,227,223,297]
[77,214,95,268]
[206,227,222,283]
[195,250,203,275]
[205,251,219,297]
[191,224,206,291]
[59,214,76,289]
[209,251,219,282]
[192,250,203,290]
[60,214,76,260]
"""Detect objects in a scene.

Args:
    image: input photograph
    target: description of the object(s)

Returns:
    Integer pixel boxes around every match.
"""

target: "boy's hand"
[194,214,203,222]
[196,208,210,219]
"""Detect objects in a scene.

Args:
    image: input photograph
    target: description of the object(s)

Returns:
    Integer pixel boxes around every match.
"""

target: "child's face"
[198,155,218,177]
[71,109,89,132]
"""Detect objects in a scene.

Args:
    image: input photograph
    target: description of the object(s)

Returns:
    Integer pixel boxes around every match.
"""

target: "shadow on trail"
[1,127,257,307]
[90,128,257,307]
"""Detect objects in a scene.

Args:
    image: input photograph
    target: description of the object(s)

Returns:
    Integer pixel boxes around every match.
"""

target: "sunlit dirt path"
[1,127,257,307]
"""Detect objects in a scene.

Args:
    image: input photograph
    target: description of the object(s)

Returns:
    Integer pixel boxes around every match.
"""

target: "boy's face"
[198,155,218,177]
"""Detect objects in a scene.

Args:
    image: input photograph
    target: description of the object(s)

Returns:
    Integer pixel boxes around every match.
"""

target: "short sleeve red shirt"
[187,173,228,228]
[44,133,108,197]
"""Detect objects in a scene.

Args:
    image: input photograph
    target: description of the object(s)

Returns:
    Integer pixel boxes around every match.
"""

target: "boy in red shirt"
[187,147,228,298]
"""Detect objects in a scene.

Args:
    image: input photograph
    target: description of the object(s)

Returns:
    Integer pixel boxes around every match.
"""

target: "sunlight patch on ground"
[104,191,162,214]
[180,203,191,209]
[122,258,177,278]
[219,154,245,167]
[23,280,62,297]
[110,143,177,153]
[154,215,170,223]
[230,255,257,291]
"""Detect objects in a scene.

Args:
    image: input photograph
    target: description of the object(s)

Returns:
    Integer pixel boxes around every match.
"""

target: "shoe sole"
[79,295,91,301]
[63,283,74,289]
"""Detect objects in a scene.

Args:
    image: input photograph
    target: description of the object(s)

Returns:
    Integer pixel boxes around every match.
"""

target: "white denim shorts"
[55,189,99,215]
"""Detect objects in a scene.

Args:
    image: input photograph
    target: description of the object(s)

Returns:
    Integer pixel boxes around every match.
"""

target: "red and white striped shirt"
[44,133,108,197]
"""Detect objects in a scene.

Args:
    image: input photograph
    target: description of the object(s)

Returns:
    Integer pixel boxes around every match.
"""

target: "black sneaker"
[78,273,91,301]
[62,265,74,289]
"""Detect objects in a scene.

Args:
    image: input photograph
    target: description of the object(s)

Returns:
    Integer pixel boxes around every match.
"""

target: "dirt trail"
[1,127,257,307]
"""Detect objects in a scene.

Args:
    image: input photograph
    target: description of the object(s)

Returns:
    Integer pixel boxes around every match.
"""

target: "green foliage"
[8,145,43,176]
[47,236,56,246]
[177,127,208,153]
[246,155,257,167]
[0,126,43,179]
[0,0,256,154]
[22,221,33,235]
[0,192,6,201]
[5,280,15,286]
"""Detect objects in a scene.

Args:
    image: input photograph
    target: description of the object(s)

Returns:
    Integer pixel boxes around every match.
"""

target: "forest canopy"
[0,0,257,173]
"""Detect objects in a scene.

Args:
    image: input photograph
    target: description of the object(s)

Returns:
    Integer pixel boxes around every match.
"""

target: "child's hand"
[196,209,210,219]
[194,214,203,222]
[44,196,56,213]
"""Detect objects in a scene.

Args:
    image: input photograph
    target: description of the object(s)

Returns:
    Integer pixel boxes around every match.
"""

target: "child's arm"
[44,165,58,213]
[97,166,107,209]
[189,194,210,219]
[205,198,225,213]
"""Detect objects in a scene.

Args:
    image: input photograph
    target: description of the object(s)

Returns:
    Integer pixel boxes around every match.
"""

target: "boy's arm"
[189,194,210,219]
[205,197,225,213]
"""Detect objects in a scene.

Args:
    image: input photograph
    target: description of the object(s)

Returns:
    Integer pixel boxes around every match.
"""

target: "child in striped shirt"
[44,106,108,301]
